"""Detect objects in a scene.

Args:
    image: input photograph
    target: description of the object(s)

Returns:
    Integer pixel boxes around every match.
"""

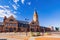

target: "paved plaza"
[0,32,60,40]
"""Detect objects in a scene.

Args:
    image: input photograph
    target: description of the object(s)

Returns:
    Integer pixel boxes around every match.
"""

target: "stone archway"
[14,28,17,32]
[9,28,14,32]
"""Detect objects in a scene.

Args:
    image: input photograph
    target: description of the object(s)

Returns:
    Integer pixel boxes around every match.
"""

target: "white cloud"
[0,6,9,9]
[10,1,19,10]
[21,0,25,4]
[0,6,17,18]
[27,2,31,5]
[9,0,19,10]
[13,0,19,4]
[13,11,17,14]
[12,4,18,10]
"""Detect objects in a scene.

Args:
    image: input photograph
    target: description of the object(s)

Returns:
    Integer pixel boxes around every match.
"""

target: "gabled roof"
[7,15,16,20]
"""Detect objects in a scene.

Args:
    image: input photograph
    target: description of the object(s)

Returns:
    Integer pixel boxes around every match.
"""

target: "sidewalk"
[0,32,60,40]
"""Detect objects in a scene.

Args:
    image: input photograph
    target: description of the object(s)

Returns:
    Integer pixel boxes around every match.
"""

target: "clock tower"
[30,10,40,32]
[33,10,39,25]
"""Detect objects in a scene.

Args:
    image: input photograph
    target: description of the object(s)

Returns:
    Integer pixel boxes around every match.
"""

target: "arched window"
[14,28,16,31]
[31,28,34,32]
[9,19,14,22]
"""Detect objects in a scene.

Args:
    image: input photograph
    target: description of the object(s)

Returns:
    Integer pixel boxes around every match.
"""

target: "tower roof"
[34,9,37,14]
[33,10,39,22]
[33,9,38,18]
[30,10,39,26]
[34,9,38,16]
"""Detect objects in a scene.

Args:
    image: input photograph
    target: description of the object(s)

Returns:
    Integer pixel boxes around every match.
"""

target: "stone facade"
[3,16,18,32]
[0,15,29,32]
[0,10,51,32]
[30,10,40,32]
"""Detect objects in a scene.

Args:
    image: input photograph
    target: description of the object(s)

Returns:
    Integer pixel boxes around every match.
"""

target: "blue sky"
[0,0,60,27]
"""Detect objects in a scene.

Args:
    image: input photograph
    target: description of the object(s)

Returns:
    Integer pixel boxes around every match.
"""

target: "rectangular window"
[6,23,16,27]
[6,23,9,27]
[13,24,16,27]
[10,23,12,26]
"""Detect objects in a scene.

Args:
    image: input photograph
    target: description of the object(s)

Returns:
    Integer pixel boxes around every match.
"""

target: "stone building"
[0,10,51,32]
[30,10,40,32]
[0,15,29,32]
[0,22,3,32]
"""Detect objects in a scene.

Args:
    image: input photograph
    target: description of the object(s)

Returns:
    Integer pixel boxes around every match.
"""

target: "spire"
[34,9,37,14]
[30,10,39,26]
[33,9,38,22]
[34,8,37,15]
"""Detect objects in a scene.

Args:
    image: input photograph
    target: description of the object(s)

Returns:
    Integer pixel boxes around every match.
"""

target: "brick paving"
[0,32,60,40]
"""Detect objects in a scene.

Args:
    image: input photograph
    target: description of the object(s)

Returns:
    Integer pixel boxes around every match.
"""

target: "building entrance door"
[14,28,16,32]
[9,28,13,32]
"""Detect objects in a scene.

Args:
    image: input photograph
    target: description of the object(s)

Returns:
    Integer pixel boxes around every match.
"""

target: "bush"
[31,32,40,36]
[37,32,40,36]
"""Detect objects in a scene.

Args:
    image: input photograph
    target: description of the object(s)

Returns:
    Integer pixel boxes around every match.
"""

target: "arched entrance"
[14,28,16,31]
[9,28,13,32]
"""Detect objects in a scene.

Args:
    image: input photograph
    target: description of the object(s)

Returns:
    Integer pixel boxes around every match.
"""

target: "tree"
[55,27,59,31]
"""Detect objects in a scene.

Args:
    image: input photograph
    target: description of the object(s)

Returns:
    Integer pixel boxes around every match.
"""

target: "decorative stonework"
[0,10,51,32]
[30,10,40,32]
